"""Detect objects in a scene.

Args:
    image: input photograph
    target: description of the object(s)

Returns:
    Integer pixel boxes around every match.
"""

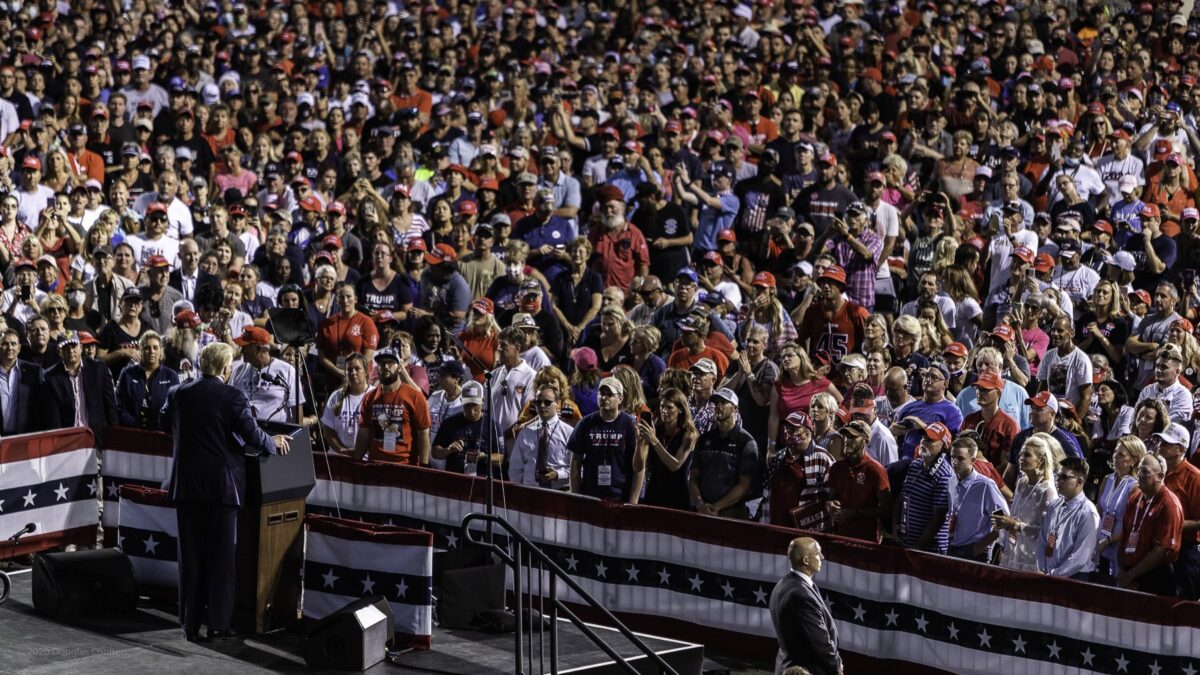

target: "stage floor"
[1,565,747,674]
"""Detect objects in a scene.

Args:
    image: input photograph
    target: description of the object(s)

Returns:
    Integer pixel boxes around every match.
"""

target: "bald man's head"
[786,537,823,576]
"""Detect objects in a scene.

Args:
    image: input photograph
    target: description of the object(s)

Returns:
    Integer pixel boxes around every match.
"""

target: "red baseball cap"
[425,243,458,265]
[1141,203,1161,218]
[234,326,273,346]
[326,200,346,215]
[943,342,969,358]
[321,234,343,250]
[455,201,478,216]
[817,265,847,286]
[144,254,170,269]
[924,422,952,445]
[146,202,168,216]
[472,297,495,315]
[22,156,40,170]
[752,271,776,288]
[299,195,322,212]
[991,324,1016,342]
[1033,253,1055,273]
[1131,289,1152,306]
[407,238,428,253]
[1093,220,1114,235]
[717,229,737,243]
[975,371,1004,391]
[1012,246,1035,263]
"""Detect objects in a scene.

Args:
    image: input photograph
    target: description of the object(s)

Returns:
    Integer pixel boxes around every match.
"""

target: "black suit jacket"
[162,375,276,507]
[768,572,841,675]
[168,269,220,304]
[43,358,119,446]
[4,360,47,434]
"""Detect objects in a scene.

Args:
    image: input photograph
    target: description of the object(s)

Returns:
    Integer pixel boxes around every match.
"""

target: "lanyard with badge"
[377,412,398,453]
[1124,492,1158,555]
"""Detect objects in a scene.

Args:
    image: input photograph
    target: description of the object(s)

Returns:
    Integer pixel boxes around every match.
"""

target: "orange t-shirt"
[359,383,431,464]
[666,346,731,380]
[317,312,379,361]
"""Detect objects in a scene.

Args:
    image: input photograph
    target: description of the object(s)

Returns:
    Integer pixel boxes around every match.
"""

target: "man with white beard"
[587,190,650,292]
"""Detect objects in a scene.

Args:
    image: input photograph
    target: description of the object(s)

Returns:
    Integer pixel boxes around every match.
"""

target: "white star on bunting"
[624,565,639,582]
[445,532,459,549]
[395,579,408,599]
[22,490,36,507]
[322,568,338,589]
[947,623,959,641]
[106,482,119,498]
[1081,648,1095,666]
[1183,663,1197,675]
[1149,660,1162,675]
[143,535,159,555]
[914,614,928,633]
[720,581,734,598]
[1114,654,1129,672]
[565,554,579,571]
[657,567,671,585]
[884,609,898,626]
[852,604,866,622]
[595,561,607,579]
[361,574,375,594]
[54,483,69,501]
[1047,641,1061,659]
[688,574,703,591]
[977,629,991,648]
[1011,635,1026,654]
[87,479,97,496]
[752,587,768,604]
[0,498,5,513]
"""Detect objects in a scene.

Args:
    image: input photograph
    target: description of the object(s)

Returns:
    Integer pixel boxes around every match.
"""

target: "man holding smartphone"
[0,257,46,323]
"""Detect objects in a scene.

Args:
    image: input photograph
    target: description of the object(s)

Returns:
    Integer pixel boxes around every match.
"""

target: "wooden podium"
[234,421,315,634]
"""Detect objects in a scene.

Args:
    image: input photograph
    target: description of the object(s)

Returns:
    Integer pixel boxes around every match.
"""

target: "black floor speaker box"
[302,595,393,671]
[437,562,506,629]
[33,549,138,618]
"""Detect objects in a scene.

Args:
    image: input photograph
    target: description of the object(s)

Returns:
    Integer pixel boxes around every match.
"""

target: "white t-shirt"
[489,360,536,451]
[1094,153,1145,203]
[1037,346,1093,407]
[229,358,306,423]
[952,297,982,348]
[868,201,901,279]
[1052,264,1100,318]
[16,185,54,228]
[987,229,1039,296]
[125,234,181,269]
[320,388,366,450]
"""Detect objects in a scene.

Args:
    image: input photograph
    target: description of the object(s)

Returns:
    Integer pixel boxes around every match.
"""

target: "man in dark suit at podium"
[162,341,290,642]
[768,537,842,675]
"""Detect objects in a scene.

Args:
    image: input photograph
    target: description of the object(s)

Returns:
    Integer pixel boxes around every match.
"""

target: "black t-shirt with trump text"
[567,411,639,501]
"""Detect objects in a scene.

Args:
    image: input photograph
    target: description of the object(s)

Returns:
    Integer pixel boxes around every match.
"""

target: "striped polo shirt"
[900,453,953,553]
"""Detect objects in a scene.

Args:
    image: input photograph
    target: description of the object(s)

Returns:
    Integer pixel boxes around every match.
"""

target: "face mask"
[67,290,86,307]
[507,264,523,279]
[1063,156,1080,168]
[949,368,965,379]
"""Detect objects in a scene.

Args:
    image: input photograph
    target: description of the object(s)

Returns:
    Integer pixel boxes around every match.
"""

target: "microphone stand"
[428,312,499,544]
[1,523,35,606]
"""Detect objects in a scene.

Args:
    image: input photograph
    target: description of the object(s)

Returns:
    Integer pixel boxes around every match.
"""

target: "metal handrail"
[461,511,680,675]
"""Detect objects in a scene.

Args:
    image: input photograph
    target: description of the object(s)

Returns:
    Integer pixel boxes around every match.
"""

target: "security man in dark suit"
[0,328,47,434]
[168,236,219,305]
[42,331,119,445]
[768,537,842,675]
[162,342,290,642]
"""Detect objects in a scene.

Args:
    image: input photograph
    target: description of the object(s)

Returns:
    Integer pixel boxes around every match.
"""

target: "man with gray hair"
[1117,453,1184,595]
[955,346,1032,430]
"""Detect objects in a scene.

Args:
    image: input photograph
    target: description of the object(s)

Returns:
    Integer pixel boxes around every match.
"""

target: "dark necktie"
[536,422,550,480]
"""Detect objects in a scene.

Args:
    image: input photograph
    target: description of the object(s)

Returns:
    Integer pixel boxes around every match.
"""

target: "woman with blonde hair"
[583,305,633,372]
[737,275,798,354]
[1076,279,1127,365]
[1166,318,1200,381]
[941,265,982,347]
[1093,435,1147,585]
[916,300,953,355]
[658,368,691,398]
[861,313,891,355]
[457,298,500,382]
[992,434,1058,572]
[935,129,980,199]
[767,343,841,456]
[517,365,583,426]
[40,294,69,340]
[42,148,73,192]
[808,391,841,454]
[636,387,698,511]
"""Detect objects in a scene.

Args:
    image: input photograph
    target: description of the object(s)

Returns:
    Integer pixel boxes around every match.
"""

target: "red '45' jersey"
[797,299,869,365]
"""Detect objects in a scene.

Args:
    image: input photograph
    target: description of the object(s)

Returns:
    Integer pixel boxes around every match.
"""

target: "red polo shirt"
[1119,486,1185,570]
[588,222,649,291]
[827,453,891,543]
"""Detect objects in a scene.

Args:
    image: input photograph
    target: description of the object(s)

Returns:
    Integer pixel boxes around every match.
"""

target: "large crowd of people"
[2,0,1199,600]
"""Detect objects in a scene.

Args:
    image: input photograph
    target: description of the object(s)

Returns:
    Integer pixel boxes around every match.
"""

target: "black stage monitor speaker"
[438,562,506,630]
[268,307,315,346]
[302,595,393,671]
[32,549,138,618]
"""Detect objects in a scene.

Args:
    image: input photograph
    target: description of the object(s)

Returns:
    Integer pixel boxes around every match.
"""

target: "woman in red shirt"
[317,284,379,387]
